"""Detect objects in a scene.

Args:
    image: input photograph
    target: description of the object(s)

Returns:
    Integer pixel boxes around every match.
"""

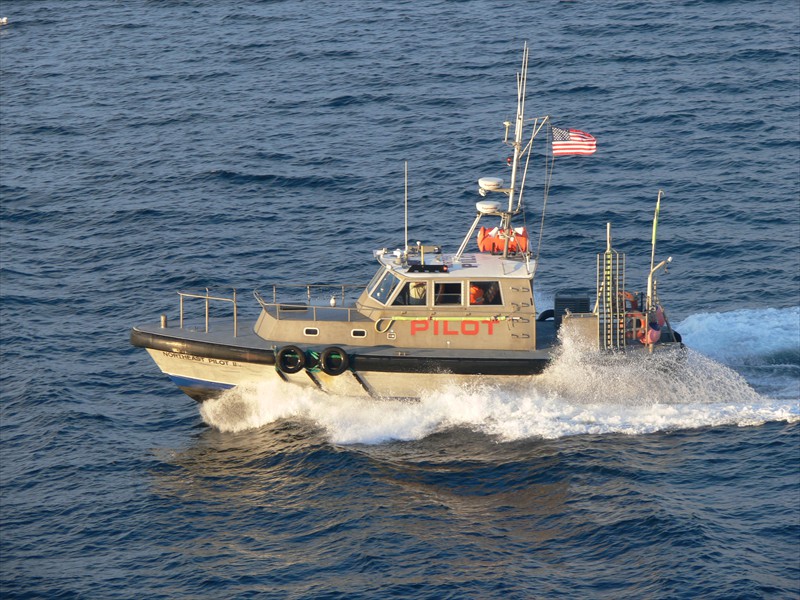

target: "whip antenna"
[404,161,409,253]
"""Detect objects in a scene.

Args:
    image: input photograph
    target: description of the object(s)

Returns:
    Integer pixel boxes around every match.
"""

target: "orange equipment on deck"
[477,227,529,253]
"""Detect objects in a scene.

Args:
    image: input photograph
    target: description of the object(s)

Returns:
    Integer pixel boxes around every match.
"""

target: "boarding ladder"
[596,224,626,350]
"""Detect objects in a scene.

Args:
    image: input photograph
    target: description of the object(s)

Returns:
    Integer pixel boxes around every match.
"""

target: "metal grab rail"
[178,288,238,337]
[264,283,361,305]
[253,284,364,322]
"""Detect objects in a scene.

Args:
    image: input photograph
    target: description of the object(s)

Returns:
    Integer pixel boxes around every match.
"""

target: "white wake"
[200,306,800,444]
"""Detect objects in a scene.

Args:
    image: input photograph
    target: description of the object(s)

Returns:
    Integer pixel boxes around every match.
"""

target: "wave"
[199,376,797,445]
[675,306,800,365]
[199,307,800,444]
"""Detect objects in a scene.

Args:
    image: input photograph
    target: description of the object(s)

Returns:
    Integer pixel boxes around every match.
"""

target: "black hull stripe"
[131,328,549,376]
[351,355,548,376]
[130,328,277,365]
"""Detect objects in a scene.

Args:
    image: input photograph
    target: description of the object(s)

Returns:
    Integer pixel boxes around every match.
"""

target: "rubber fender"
[319,346,349,376]
[276,345,305,374]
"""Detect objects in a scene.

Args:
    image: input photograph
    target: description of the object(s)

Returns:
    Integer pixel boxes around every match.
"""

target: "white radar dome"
[478,177,504,191]
[476,200,501,214]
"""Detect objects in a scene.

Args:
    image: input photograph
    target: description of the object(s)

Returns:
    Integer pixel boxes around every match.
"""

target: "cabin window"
[366,268,387,295]
[392,281,428,306]
[434,282,462,305]
[370,271,401,305]
[469,281,502,305]
[351,329,367,338]
[304,327,320,336]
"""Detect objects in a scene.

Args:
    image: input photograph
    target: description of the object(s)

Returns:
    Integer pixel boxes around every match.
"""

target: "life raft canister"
[477,226,528,253]
[319,346,349,376]
[276,345,305,374]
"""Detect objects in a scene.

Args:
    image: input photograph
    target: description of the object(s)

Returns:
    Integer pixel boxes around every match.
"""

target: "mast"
[454,44,548,264]
[500,44,529,258]
[505,44,528,218]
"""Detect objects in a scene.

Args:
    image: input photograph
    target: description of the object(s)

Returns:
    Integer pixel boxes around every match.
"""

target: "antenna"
[404,161,409,254]
[505,42,528,218]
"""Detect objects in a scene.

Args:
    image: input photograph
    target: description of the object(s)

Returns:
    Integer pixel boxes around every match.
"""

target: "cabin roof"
[374,250,534,280]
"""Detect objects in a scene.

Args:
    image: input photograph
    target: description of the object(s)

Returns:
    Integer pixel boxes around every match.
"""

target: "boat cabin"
[353,246,538,351]
[253,243,539,352]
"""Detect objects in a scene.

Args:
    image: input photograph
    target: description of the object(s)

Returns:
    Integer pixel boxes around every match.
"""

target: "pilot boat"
[130,47,683,402]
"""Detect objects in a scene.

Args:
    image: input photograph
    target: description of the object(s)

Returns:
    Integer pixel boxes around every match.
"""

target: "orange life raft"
[477,226,529,253]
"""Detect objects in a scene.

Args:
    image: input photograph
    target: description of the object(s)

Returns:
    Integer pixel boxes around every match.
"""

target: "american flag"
[552,126,597,157]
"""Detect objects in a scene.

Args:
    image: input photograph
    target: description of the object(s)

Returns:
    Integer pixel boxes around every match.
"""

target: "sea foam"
[200,306,799,443]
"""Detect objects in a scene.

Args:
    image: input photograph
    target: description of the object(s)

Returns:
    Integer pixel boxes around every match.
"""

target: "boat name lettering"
[161,351,234,366]
[410,319,497,336]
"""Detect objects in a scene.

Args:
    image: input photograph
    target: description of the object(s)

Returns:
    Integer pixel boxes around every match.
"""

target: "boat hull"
[131,323,551,401]
[131,321,683,402]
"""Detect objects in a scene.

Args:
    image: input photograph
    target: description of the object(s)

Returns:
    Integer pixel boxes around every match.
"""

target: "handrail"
[253,284,364,323]
[178,288,238,336]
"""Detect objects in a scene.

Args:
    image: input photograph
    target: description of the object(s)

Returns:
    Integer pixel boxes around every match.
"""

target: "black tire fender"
[319,346,349,376]
[276,345,305,374]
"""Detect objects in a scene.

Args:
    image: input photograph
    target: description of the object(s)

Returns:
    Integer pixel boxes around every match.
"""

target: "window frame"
[369,271,403,305]
[468,281,503,306]
[433,281,463,306]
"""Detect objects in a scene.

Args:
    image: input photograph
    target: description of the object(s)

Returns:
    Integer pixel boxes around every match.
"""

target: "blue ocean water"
[1,1,799,598]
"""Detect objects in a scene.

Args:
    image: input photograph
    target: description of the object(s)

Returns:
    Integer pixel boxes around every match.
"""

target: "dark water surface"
[1,1,799,598]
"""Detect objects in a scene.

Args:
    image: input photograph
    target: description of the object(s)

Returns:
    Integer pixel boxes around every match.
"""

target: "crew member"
[470,282,499,305]
[484,282,499,304]
[409,282,426,305]
[470,284,485,305]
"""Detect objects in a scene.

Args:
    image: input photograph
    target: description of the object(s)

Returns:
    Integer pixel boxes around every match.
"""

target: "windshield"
[370,271,402,305]
[366,268,386,295]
